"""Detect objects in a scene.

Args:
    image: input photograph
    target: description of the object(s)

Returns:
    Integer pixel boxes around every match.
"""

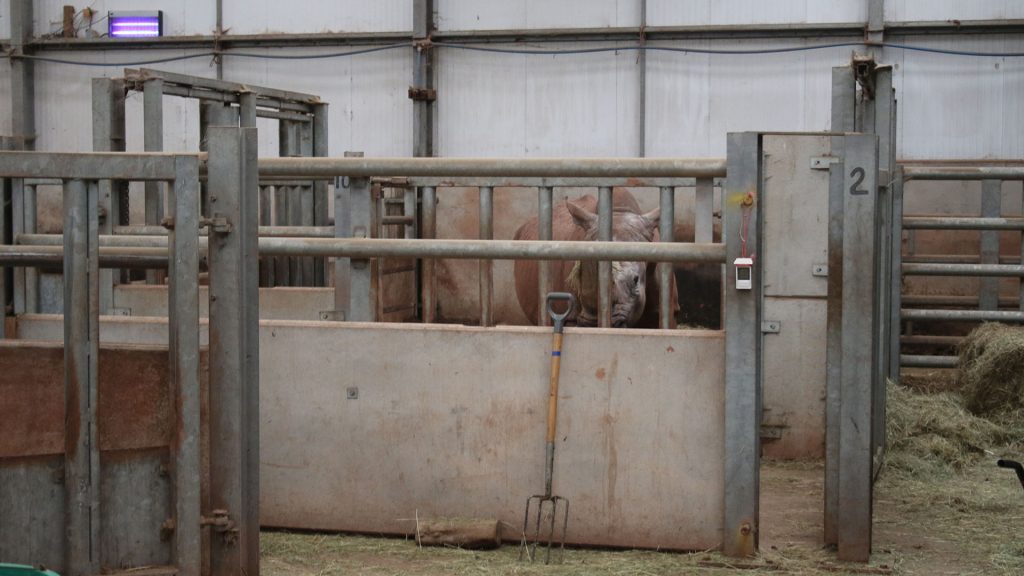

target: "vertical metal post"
[598,186,613,327]
[1,175,6,338]
[10,0,35,152]
[12,182,37,314]
[723,132,761,558]
[696,178,714,243]
[479,186,493,326]
[273,185,290,285]
[143,78,165,284]
[313,103,330,285]
[980,180,1001,310]
[200,101,240,217]
[298,120,316,284]
[837,134,879,563]
[63,178,100,576]
[867,0,885,44]
[658,186,674,329]
[404,186,419,316]
[889,168,904,383]
[537,186,553,326]
[92,78,126,313]
[1020,184,1024,313]
[825,65,856,546]
[421,186,437,323]
[207,127,260,576]
[280,121,301,285]
[259,185,273,287]
[348,175,374,322]
[168,157,201,576]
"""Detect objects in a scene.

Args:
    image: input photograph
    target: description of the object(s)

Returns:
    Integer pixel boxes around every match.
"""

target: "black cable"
[14,43,409,67]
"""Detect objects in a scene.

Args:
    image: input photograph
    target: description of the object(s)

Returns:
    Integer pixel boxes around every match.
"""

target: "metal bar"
[723,132,761,558]
[903,262,1024,277]
[889,168,904,384]
[421,186,437,323]
[838,133,879,563]
[901,335,963,346]
[113,225,336,237]
[901,308,1024,322]
[313,103,329,286]
[638,0,647,158]
[257,157,728,178]
[274,185,290,285]
[63,178,100,576]
[169,156,201,576]
[537,186,553,326]
[900,355,958,368]
[160,83,239,103]
[0,244,170,268]
[144,78,165,285]
[696,178,714,243]
[298,120,315,285]
[825,64,854,548]
[348,176,374,322]
[867,0,885,43]
[658,186,674,329]
[479,186,493,326]
[903,166,1024,181]
[207,126,261,576]
[1020,183,1024,313]
[380,176,718,188]
[412,0,435,159]
[902,216,1024,230]
[980,180,1001,310]
[256,108,312,122]
[904,253,1020,264]
[92,78,126,313]
[259,187,273,286]
[0,151,182,180]
[280,121,300,285]
[903,294,1020,307]
[10,0,35,152]
[128,67,319,105]
[597,186,613,328]
[873,68,895,473]
[14,183,38,313]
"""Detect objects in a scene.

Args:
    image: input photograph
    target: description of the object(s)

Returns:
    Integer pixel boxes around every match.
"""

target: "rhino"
[513,188,679,328]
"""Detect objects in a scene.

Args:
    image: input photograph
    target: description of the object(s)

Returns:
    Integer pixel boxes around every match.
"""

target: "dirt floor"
[261,369,1024,575]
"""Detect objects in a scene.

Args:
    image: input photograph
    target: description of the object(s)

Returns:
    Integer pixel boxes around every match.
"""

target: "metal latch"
[201,217,233,234]
[810,156,839,170]
[408,86,437,102]
[761,321,781,334]
[201,509,238,544]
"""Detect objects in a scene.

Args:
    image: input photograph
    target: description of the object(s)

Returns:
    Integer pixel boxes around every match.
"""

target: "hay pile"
[885,381,1016,476]
[957,322,1024,416]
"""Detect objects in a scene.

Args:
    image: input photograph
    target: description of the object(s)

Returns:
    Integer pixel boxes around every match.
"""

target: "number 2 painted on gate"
[849,167,868,195]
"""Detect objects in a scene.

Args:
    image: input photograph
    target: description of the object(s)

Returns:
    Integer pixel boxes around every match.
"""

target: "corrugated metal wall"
[0,1,1021,159]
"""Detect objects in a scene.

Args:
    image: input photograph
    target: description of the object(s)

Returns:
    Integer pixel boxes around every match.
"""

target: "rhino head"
[565,200,660,328]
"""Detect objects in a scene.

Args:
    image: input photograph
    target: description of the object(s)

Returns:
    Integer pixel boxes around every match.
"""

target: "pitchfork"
[520,292,575,564]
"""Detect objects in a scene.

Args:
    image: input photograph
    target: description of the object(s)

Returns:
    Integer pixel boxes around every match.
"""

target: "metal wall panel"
[436,0,638,31]
[35,0,216,37]
[648,1,865,26]
[224,47,412,157]
[887,0,1024,22]
[223,0,410,34]
[0,457,66,570]
[436,42,639,157]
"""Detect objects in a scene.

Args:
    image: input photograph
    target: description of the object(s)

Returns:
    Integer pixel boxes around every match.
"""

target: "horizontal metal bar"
[156,81,312,113]
[903,294,1022,307]
[901,335,964,346]
[903,166,1024,181]
[0,244,170,268]
[0,151,185,180]
[900,354,959,368]
[903,254,1020,265]
[127,68,319,105]
[903,262,1024,277]
[260,157,727,178]
[901,309,1024,322]
[903,216,1024,230]
[23,178,62,186]
[25,31,412,51]
[381,216,415,226]
[109,226,335,238]
[371,176,725,188]
[256,108,313,122]
[259,179,326,186]
[9,238,724,263]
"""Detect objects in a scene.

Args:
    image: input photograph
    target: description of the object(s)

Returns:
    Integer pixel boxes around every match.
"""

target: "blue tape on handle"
[551,351,561,357]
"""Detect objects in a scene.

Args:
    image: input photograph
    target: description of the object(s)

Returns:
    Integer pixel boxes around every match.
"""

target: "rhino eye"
[633,274,641,287]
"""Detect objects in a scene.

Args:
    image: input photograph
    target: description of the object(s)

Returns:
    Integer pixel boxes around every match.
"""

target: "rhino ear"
[566,200,598,230]
[641,207,661,236]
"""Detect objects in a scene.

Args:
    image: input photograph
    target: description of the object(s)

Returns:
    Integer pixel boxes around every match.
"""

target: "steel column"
[12,181,37,314]
[723,132,761,558]
[537,186,553,326]
[980,180,1002,310]
[421,186,437,323]
[479,186,493,326]
[598,186,613,327]
[825,65,855,546]
[658,186,674,328]
[207,127,261,576]
[63,178,100,576]
[143,78,166,285]
[837,134,879,563]
[313,103,329,285]
[0,174,6,338]
[412,0,435,160]
[298,120,316,285]
[10,0,35,152]
[91,78,126,313]
[889,169,904,383]
[168,156,201,576]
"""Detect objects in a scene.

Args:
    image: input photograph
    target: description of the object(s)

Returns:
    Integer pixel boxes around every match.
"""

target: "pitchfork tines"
[520,493,569,563]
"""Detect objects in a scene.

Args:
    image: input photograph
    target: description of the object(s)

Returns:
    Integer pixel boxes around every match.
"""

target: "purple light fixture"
[108,11,163,38]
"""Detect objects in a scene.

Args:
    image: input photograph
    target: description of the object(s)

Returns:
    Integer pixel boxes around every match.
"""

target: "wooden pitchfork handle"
[543,293,575,496]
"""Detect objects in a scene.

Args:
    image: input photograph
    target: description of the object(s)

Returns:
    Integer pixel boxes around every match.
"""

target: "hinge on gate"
[201,509,239,544]
[200,217,233,234]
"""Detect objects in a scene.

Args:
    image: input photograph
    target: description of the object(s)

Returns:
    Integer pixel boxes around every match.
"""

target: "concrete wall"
[13,316,727,550]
